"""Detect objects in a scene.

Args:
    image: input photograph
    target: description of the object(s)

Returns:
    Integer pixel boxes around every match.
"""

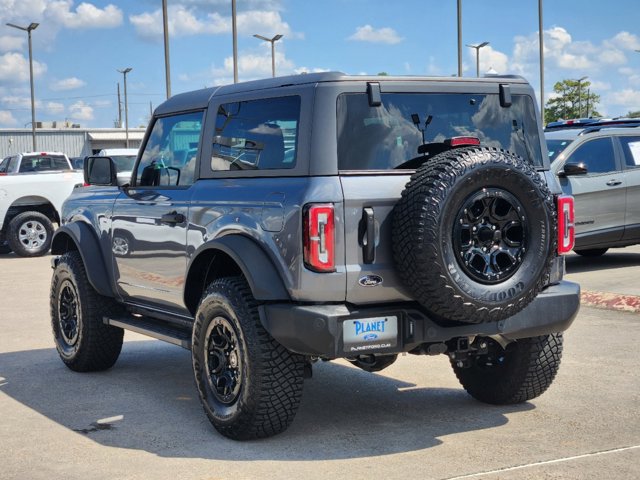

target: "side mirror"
[559,162,588,177]
[84,156,118,186]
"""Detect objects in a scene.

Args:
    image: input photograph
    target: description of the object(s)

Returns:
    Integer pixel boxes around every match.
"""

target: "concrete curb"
[581,291,640,313]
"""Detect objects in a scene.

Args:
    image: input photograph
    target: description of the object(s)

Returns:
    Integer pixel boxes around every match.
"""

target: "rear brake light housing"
[303,203,335,272]
[445,136,481,147]
[557,195,575,254]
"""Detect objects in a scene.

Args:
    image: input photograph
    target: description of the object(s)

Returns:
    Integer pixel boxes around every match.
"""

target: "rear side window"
[619,136,640,168]
[566,137,617,174]
[211,96,300,172]
[135,111,204,187]
[0,157,10,173]
[546,138,573,163]
[337,93,544,170]
[19,154,70,172]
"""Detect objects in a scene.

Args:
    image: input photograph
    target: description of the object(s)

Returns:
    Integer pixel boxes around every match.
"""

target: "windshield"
[546,138,573,163]
[110,155,137,172]
[337,92,544,170]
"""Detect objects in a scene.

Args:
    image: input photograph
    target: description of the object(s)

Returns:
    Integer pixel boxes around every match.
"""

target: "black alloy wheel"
[453,188,528,284]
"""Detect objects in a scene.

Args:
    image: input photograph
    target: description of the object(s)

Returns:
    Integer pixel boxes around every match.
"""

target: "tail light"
[445,136,481,147]
[303,203,335,272]
[557,195,575,254]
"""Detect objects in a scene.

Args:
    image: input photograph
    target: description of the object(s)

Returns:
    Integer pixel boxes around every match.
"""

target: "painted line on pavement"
[443,444,640,479]
[581,290,640,313]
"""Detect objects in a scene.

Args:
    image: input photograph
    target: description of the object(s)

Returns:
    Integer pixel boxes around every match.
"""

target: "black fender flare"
[187,235,289,302]
[51,223,115,298]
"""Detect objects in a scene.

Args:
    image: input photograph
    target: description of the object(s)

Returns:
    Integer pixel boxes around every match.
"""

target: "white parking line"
[443,444,640,479]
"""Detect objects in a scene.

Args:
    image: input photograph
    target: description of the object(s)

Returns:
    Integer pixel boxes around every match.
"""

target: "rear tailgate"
[340,174,412,304]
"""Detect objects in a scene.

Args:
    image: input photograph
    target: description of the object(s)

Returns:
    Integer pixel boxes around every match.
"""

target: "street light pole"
[253,34,283,77]
[232,0,238,83]
[117,68,132,148]
[162,0,171,99]
[7,22,39,151]
[457,0,462,77]
[576,76,587,118]
[538,0,545,125]
[466,42,489,77]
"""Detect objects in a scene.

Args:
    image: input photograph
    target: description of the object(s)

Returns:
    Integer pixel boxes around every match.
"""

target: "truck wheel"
[451,334,563,404]
[574,248,608,257]
[50,251,124,372]
[392,147,555,324]
[192,276,305,440]
[7,211,54,257]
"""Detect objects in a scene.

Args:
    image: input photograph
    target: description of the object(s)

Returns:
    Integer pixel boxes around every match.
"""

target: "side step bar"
[104,315,192,350]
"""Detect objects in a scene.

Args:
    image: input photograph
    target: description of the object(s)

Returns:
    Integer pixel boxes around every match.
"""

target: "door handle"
[359,207,376,264]
[606,179,622,186]
[160,211,185,224]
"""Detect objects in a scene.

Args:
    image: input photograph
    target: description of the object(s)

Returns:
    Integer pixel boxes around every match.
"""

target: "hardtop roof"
[154,72,530,116]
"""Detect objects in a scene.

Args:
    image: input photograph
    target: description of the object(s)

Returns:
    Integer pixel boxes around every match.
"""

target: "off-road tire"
[393,147,556,324]
[452,334,563,404]
[192,276,305,440]
[574,248,608,257]
[50,251,124,371]
[7,211,54,257]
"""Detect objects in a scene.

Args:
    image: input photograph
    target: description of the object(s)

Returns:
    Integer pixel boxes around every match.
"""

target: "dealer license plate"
[342,316,398,353]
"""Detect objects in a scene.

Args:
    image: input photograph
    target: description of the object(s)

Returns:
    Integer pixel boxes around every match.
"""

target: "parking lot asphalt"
[1,251,639,480]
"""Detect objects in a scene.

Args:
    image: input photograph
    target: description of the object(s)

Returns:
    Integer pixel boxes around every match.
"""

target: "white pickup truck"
[0,152,83,256]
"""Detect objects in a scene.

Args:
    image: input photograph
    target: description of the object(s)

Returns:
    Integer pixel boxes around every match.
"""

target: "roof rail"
[579,123,640,135]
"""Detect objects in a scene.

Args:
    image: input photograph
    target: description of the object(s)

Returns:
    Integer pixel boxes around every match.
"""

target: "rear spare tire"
[392,147,555,324]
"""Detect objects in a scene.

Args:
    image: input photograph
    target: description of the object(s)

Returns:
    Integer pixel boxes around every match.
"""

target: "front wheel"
[192,276,305,440]
[451,334,563,404]
[50,251,124,371]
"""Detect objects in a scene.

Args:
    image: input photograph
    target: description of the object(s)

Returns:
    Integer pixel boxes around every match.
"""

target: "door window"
[135,111,204,187]
[619,136,640,168]
[566,137,617,174]
[211,96,300,172]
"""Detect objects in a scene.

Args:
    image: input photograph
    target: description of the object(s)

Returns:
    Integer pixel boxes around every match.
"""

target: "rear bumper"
[260,280,580,358]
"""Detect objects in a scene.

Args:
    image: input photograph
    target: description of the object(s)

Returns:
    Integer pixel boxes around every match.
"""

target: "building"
[0,127,146,158]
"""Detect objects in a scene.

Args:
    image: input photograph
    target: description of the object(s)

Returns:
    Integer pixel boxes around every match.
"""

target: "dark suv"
[50,72,579,440]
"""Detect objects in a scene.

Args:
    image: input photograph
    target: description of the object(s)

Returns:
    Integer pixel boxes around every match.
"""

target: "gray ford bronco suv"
[50,72,580,440]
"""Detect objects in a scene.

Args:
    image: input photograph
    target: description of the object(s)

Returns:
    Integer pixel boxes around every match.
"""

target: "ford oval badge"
[359,275,383,287]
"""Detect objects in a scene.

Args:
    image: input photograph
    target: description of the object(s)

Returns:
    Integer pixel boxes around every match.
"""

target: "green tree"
[627,110,640,118]
[544,79,600,123]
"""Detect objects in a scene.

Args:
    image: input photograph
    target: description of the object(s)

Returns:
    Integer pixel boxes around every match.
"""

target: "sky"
[0,0,639,129]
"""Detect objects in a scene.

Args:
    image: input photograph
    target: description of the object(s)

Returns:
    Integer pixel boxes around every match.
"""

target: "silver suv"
[50,72,579,440]
[546,123,640,256]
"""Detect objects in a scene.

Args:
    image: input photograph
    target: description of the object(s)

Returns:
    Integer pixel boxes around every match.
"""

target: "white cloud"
[0,53,47,83]
[46,101,64,114]
[598,49,626,66]
[348,25,403,45]
[45,1,123,29]
[50,77,86,91]
[69,100,93,120]
[294,67,330,74]
[221,48,294,77]
[470,46,509,75]
[609,31,640,51]
[130,6,295,41]
[606,89,640,110]
[0,35,25,52]
[0,110,18,126]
